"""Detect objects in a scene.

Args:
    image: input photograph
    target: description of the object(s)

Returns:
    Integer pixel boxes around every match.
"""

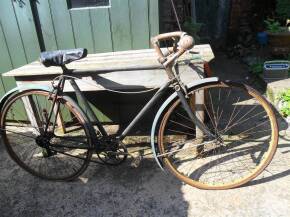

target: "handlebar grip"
[151,32,184,64]
[179,34,195,50]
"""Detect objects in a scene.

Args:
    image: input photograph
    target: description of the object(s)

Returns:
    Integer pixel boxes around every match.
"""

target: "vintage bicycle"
[0,32,279,190]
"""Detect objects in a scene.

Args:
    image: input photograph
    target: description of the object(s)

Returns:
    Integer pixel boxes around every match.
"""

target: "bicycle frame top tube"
[56,62,213,142]
[118,80,172,140]
[55,67,175,140]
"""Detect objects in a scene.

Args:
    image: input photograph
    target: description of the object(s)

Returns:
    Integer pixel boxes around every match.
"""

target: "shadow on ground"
[0,142,189,217]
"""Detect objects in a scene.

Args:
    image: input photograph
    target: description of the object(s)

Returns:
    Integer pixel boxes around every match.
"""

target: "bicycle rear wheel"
[158,81,279,189]
[0,90,93,181]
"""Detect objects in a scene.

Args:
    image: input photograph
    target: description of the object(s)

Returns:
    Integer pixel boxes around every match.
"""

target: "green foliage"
[250,62,264,75]
[182,18,203,43]
[276,0,290,21]
[278,89,290,117]
[264,18,285,33]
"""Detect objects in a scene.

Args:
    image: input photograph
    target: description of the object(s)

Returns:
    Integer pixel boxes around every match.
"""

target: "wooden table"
[3,45,214,125]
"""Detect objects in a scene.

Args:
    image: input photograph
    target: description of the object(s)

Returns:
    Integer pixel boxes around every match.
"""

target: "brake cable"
[170,0,182,31]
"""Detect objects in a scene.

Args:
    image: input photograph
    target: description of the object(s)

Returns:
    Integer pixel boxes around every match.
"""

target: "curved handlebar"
[151,31,195,67]
[151,31,184,42]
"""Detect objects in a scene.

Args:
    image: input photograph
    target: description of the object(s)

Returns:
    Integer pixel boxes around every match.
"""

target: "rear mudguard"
[150,77,220,170]
[0,84,99,145]
[0,85,52,111]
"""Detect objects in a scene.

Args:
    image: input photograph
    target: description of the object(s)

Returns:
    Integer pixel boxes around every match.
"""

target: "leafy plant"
[278,89,290,117]
[250,62,264,75]
[264,18,285,33]
[182,18,203,43]
[276,0,290,21]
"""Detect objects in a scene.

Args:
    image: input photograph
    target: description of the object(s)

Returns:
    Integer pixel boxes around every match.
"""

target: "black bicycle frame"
[68,76,173,140]
[50,67,214,143]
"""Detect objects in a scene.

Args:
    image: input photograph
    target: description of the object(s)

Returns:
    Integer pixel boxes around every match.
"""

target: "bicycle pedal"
[130,155,142,168]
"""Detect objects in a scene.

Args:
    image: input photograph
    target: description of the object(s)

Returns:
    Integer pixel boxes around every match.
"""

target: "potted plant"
[265,0,290,55]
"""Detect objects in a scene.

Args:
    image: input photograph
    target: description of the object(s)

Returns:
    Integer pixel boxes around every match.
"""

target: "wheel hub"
[35,135,51,148]
[35,133,55,158]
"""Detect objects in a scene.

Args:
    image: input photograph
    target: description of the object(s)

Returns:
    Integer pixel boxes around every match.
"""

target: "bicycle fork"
[174,84,215,139]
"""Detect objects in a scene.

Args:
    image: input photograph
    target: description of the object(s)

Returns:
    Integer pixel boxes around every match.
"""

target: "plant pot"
[268,32,290,55]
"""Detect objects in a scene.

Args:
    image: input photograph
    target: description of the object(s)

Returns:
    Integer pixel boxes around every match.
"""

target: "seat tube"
[69,79,108,136]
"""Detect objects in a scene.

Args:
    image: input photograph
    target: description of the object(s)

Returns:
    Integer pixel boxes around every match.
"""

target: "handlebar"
[151,31,195,67]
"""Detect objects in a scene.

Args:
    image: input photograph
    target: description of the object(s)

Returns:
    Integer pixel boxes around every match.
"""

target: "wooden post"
[22,95,66,135]
[54,103,66,135]
[190,90,205,156]
[189,90,204,140]
[22,96,44,135]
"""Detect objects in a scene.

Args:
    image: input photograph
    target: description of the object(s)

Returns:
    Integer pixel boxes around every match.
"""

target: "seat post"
[61,65,71,75]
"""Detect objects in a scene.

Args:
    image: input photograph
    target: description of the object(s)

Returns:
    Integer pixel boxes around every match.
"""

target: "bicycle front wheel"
[0,90,93,181]
[158,81,279,190]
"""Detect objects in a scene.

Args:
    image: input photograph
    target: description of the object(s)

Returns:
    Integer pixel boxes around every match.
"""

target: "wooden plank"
[22,95,45,134]
[0,78,6,97]
[5,93,28,121]
[70,9,95,53]
[149,0,159,38]
[12,0,40,62]
[35,0,58,51]
[129,0,150,49]
[109,0,132,51]
[12,58,205,124]
[12,62,203,91]
[3,45,214,77]
[0,22,13,92]
[0,22,25,118]
[0,1,27,68]
[0,20,17,93]
[90,8,113,52]
[80,99,111,123]
[49,0,76,49]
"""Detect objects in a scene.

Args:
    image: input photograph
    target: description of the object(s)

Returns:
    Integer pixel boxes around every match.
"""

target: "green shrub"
[250,62,264,75]
[279,89,290,117]
[276,0,290,21]
[264,18,285,33]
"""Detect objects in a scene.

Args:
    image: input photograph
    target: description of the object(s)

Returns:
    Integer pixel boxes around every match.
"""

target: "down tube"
[119,81,172,140]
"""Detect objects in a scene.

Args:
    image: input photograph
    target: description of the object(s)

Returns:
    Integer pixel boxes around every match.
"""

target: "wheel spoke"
[158,83,278,189]
[0,91,93,181]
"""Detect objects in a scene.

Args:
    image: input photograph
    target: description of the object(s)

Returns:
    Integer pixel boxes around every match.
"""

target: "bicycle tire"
[158,81,279,190]
[0,90,94,181]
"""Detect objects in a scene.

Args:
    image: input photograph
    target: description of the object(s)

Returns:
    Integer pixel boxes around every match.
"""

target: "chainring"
[96,141,128,166]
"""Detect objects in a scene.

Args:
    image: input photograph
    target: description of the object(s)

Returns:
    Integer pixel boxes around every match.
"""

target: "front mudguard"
[150,77,220,170]
[0,85,52,111]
